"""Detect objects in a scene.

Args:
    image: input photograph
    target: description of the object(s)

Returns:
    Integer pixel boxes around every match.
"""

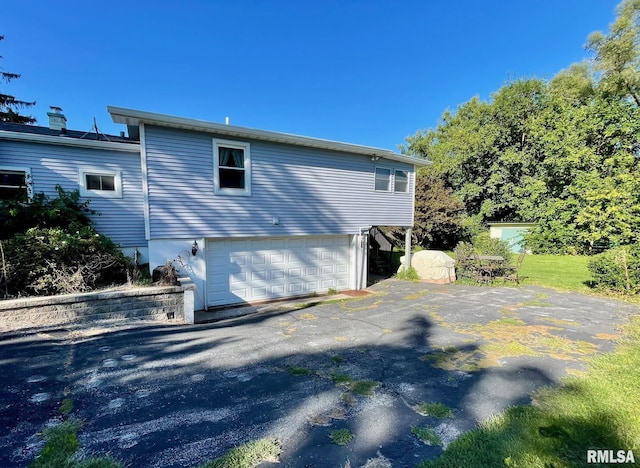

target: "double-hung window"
[79,167,122,198]
[213,139,251,195]
[0,166,31,201]
[394,170,409,193]
[374,167,391,191]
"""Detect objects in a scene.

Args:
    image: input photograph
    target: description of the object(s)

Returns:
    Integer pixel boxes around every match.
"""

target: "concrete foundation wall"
[0,286,186,329]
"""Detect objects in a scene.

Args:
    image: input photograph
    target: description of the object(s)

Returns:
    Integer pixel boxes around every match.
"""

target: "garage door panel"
[207,235,350,307]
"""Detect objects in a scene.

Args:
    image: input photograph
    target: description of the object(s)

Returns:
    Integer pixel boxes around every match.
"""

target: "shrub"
[588,246,640,294]
[1,226,130,297]
[0,186,130,298]
[0,185,95,240]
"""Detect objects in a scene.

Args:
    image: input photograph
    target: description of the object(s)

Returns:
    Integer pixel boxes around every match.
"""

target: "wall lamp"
[371,155,380,161]
[192,240,199,256]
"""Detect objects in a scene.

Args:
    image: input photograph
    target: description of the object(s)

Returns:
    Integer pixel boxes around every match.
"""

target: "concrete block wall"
[0,285,187,330]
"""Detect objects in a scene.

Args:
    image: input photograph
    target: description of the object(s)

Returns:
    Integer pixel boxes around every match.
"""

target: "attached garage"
[206,235,350,307]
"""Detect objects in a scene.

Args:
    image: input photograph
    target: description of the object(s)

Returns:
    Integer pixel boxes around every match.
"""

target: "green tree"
[411,171,466,249]
[588,0,640,106]
[404,0,640,254]
[0,35,35,124]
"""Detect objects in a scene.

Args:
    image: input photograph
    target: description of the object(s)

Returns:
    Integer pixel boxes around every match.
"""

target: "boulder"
[399,250,456,284]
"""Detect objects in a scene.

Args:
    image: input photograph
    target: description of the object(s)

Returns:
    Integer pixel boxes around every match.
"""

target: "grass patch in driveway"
[199,438,280,468]
[414,402,455,418]
[426,312,600,369]
[412,426,442,446]
[30,397,121,468]
[329,429,353,446]
[350,379,380,396]
[417,317,640,467]
[287,366,313,376]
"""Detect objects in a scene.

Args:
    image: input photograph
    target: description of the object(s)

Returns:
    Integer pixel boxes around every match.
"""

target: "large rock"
[399,250,456,284]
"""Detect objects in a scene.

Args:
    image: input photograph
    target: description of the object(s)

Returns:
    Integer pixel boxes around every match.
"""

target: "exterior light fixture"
[192,240,199,256]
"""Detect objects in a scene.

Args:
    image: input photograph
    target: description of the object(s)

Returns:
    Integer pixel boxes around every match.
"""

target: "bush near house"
[0,186,131,298]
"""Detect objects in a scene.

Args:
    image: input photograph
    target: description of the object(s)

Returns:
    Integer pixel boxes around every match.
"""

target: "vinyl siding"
[0,140,145,247]
[144,125,415,239]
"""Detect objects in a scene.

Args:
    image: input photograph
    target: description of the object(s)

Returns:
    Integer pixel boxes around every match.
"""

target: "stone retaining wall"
[0,285,189,329]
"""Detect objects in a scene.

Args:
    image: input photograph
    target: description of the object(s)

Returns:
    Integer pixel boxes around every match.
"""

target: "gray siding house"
[1,107,427,311]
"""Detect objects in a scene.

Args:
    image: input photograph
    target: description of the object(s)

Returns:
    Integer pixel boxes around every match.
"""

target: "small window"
[394,170,409,193]
[213,139,251,195]
[0,167,31,201]
[85,174,116,191]
[375,168,391,191]
[79,168,122,198]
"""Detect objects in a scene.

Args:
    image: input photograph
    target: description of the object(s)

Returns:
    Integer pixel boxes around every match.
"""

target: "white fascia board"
[107,106,430,166]
[0,130,140,153]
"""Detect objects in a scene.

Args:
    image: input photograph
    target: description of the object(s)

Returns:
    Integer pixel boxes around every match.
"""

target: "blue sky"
[2,0,620,151]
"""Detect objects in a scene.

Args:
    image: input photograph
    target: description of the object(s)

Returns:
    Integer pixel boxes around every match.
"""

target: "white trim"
[78,166,123,198]
[0,165,33,200]
[212,138,252,196]
[374,166,392,192]
[0,129,139,152]
[139,123,151,240]
[108,105,429,166]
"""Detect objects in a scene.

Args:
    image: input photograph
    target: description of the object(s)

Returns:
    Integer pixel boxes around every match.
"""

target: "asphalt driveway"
[1,280,637,467]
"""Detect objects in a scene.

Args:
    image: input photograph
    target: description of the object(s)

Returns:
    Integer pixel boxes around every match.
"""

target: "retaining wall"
[0,285,189,330]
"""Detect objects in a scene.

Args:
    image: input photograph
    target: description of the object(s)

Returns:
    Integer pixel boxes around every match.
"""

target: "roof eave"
[107,106,430,166]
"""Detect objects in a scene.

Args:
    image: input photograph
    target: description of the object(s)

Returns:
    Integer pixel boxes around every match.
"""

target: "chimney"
[47,106,67,130]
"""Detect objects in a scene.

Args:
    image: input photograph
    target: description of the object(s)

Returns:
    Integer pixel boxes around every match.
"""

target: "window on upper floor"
[394,170,409,193]
[79,167,122,198]
[374,167,391,191]
[213,139,251,196]
[0,166,31,202]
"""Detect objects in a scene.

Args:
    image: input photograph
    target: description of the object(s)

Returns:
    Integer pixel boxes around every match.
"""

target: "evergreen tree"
[0,35,35,124]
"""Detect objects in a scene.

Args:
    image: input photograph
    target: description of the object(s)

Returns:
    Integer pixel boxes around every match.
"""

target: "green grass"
[29,420,121,468]
[329,428,354,445]
[331,373,354,384]
[412,426,442,446]
[349,379,380,396]
[287,366,313,376]
[199,438,280,468]
[414,402,455,418]
[518,254,591,291]
[417,316,640,467]
[29,397,121,468]
[395,266,420,282]
[59,398,73,416]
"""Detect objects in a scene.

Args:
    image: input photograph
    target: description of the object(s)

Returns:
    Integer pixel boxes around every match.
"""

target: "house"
[1,107,428,311]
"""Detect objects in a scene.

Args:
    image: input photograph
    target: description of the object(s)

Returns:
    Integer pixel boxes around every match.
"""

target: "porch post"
[404,226,412,271]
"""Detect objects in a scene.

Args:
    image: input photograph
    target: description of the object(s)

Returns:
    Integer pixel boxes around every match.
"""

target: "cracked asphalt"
[1,279,637,467]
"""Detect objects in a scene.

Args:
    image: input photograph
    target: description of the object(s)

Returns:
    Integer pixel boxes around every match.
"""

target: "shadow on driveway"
[0,280,636,467]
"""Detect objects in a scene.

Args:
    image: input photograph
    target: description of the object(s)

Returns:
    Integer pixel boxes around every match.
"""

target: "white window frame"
[213,138,252,196]
[374,167,392,192]
[394,169,409,193]
[0,165,33,200]
[78,167,122,198]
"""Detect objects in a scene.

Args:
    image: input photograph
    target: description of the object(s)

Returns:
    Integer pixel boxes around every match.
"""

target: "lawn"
[518,254,592,292]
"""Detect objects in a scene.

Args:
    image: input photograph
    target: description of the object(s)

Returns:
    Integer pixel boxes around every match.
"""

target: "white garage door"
[206,236,350,307]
